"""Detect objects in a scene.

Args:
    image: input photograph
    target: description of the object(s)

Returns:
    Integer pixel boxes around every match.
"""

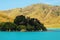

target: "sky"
[0,0,60,10]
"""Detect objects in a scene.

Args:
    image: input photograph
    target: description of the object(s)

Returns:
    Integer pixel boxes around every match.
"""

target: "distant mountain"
[0,4,60,28]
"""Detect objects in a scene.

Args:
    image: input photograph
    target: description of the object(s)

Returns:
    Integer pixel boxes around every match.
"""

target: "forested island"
[0,15,47,32]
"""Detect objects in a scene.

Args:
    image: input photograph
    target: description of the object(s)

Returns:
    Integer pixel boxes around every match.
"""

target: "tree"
[39,24,47,31]
[17,25,26,32]
[14,15,27,26]
[0,22,17,31]
[14,15,47,31]
[26,24,34,31]
[28,18,47,31]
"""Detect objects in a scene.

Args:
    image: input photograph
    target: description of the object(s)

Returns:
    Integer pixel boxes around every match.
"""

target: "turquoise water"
[0,32,60,40]
[0,29,60,40]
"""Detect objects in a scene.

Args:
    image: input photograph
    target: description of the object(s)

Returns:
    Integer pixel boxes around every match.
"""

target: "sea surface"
[0,29,60,40]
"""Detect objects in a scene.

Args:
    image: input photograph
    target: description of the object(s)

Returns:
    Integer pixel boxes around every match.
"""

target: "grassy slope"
[45,24,60,28]
[0,4,60,28]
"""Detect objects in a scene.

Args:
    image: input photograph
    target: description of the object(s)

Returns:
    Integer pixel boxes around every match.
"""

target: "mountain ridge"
[0,4,60,28]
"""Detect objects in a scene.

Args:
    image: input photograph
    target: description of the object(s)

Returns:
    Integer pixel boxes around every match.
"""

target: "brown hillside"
[0,4,60,28]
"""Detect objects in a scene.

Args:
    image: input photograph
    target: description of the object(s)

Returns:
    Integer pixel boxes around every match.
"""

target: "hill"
[0,4,60,28]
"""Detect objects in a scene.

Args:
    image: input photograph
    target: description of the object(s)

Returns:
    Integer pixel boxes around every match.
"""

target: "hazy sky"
[0,0,60,10]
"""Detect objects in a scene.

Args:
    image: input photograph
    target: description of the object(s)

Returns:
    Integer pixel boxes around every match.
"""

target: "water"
[0,29,60,40]
[48,28,60,32]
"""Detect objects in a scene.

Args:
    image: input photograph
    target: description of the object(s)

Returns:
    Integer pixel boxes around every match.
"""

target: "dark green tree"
[28,18,47,31]
[26,24,34,31]
[14,15,27,26]
[0,22,17,31]
[14,15,47,31]
[17,25,26,31]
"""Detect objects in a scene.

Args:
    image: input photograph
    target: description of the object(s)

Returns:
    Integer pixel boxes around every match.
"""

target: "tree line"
[0,15,47,32]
